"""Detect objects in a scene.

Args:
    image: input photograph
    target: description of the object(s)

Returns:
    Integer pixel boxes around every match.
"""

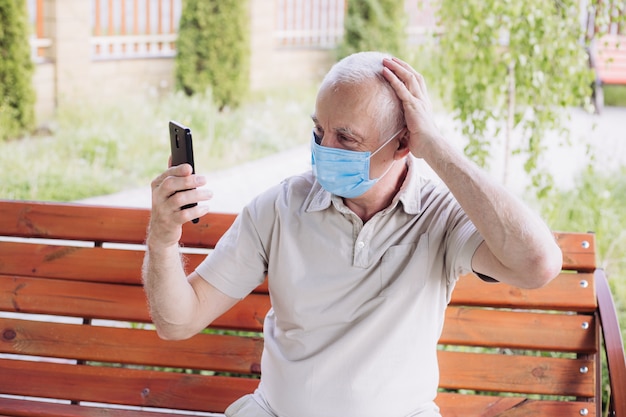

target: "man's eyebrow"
[310,115,366,141]
[336,126,365,141]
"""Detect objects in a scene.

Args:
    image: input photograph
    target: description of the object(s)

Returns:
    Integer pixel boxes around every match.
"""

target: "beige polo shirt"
[196,156,484,417]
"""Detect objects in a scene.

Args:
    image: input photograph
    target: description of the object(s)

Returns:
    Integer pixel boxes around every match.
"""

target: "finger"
[382,65,416,102]
[168,188,213,225]
[151,185,211,228]
[383,58,426,97]
[179,204,212,224]
[169,187,213,209]
[151,164,194,190]
[162,174,207,200]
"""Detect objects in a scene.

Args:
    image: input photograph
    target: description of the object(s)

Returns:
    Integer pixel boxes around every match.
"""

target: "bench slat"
[1,395,595,417]
[0,358,257,413]
[554,232,596,272]
[0,200,597,271]
[0,241,210,285]
[436,392,596,417]
[0,275,147,322]
[438,350,595,397]
[0,355,595,416]
[451,273,597,311]
[0,311,597,393]
[0,276,269,331]
[0,241,269,294]
[0,200,236,247]
[440,307,597,353]
[5,238,596,312]
[0,317,263,375]
[0,396,178,417]
[0,241,147,284]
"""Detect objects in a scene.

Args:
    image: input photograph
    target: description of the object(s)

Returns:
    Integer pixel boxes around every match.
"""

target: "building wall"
[33,63,55,124]
[31,0,337,126]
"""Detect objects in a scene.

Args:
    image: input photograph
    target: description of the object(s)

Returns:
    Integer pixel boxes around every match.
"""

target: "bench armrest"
[596,268,626,417]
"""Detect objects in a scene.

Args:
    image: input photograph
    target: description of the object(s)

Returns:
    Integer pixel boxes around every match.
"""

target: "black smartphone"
[168,120,199,224]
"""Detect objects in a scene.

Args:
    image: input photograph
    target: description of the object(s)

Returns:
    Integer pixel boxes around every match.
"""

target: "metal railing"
[275,0,346,48]
[92,0,181,59]
[274,0,439,48]
[26,0,439,61]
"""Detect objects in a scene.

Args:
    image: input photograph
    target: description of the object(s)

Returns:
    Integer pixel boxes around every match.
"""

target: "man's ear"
[393,129,411,159]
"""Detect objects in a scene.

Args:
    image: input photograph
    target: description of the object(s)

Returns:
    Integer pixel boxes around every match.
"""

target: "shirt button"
[356,241,366,250]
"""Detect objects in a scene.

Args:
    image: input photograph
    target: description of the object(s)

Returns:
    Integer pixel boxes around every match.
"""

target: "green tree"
[337,0,407,59]
[0,0,36,141]
[434,0,594,197]
[175,0,250,110]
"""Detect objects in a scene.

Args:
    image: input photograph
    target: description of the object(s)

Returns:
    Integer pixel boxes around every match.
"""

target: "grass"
[604,85,626,107]
[536,165,626,345]
[0,86,317,201]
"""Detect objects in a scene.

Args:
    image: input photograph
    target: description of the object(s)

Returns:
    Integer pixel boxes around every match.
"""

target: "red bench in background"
[591,34,626,112]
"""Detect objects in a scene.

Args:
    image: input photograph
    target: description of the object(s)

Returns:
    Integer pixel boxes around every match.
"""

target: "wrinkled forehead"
[314,80,384,137]
[316,79,400,141]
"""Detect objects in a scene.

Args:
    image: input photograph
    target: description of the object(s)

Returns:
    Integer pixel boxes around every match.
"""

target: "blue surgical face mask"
[311,128,403,198]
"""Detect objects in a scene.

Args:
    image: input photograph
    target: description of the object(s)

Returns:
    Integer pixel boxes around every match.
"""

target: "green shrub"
[603,85,626,107]
[175,0,250,110]
[337,0,407,59]
[0,0,36,141]
[538,165,626,345]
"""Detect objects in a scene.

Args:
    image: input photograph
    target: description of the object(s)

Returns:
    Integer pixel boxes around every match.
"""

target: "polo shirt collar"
[305,155,423,215]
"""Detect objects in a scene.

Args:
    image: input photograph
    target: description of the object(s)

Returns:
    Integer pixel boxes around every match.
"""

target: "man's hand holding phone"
[146,122,212,249]
[169,121,201,224]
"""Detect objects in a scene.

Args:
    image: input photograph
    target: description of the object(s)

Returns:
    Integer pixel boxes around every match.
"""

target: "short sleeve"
[442,201,485,300]
[195,204,270,300]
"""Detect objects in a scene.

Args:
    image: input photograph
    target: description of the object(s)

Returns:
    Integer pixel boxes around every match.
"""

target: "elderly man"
[143,52,562,417]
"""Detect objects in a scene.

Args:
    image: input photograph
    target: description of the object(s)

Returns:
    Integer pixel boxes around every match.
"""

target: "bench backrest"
[0,200,624,417]
[594,34,626,84]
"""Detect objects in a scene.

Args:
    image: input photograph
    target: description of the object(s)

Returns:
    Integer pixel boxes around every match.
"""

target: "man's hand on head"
[382,57,443,159]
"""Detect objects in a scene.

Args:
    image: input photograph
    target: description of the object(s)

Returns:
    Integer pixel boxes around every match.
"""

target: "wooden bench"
[595,35,626,85]
[591,34,626,111]
[0,199,625,417]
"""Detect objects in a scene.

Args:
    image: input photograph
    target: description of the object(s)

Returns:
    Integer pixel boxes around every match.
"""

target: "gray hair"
[320,51,405,140]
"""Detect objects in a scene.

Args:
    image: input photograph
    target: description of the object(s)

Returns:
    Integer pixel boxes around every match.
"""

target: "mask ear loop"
[373,159,396,181]
[369,128,405,181]
[370,128,405,158]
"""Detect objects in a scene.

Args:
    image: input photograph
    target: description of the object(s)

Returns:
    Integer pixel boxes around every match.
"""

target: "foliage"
[604,85,626,106]
[434,0,595,197]
[0,0,35,141]
[175,0,250,110]
[0,87,316,202]
[337,0,407,59]
[537,165,626,345]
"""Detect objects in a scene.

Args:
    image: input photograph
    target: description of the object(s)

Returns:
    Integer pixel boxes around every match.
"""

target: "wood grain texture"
[1,200,622,417]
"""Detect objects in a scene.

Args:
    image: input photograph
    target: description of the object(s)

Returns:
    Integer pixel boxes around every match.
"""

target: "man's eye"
[313,131,322,144]
[338,135,355,144]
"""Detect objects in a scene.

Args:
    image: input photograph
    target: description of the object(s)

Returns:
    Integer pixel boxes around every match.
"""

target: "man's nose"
[320,134,339,148]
